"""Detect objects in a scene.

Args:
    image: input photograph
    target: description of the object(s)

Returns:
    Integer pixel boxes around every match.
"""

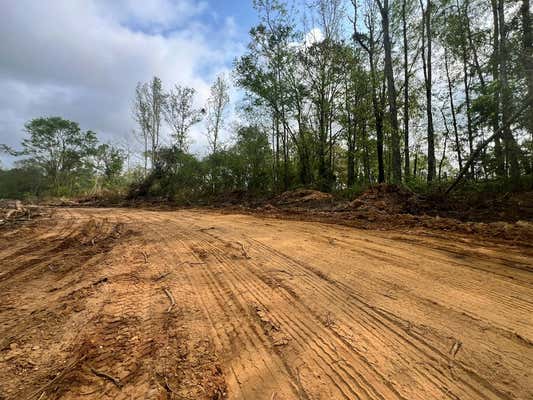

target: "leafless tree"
[132,83,151,174]
[206,75,230,155]
[163,85,203,152]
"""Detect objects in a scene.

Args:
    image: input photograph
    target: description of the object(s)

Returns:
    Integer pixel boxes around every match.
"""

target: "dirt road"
[1,208,532,400]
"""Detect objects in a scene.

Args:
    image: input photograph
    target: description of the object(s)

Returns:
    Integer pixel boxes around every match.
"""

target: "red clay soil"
[0,207,532,399]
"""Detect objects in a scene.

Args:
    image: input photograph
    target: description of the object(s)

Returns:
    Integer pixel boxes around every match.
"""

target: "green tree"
[2,117,97,195]
[92,143,125,192]
[230,125,273,193]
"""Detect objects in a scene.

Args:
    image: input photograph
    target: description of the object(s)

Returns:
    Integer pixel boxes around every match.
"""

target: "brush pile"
[0,200,49,226]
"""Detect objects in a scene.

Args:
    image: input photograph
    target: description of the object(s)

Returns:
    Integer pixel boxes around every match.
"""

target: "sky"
[0,0,258,167]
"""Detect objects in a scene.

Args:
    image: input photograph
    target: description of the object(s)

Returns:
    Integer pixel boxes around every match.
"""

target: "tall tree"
[491,0,505,176]
[419,0,436,182]
[133,83,151,174]
[458,1,475,177]
[2,117,97,194]
[376,0,402,183]
[206,75,230,155]
[163,85,203,152]
[148,77,164,167]
[206,75,230,193]
[444,46,463,171]
[521,0,533,173]
[235,0,298,190]
[497,0,520,185]
[401,0,411,178]
[133,77,164,170]
[352,0,386,183]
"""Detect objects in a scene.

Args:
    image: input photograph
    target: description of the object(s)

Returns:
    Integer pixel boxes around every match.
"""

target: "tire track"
[170,224,401,400]
[140,212,301,400]
[171,211,520,400]
[244,238,517,400]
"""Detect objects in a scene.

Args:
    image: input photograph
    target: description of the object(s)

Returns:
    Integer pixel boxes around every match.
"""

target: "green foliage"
[1,117,128,199]
[227,125,273,193]
[133,125,273,202]
[0,164,46,199]
[131,146,206,202]
[2,117,98,195]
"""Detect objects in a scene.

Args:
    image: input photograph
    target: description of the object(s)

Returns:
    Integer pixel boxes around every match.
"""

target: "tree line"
[232,0,532,192]
[2,0,531,200]
[0,117,127,198]
[136,0,532,199]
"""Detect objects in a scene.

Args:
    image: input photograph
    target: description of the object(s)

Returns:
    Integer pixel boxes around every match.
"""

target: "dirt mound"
[274,189,333,206]
[214,189,249,206]
[348,184,423,214]
[435,191,533,222]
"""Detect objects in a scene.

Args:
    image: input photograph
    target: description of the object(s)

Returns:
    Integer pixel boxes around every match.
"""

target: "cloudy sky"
[0,0,258,166]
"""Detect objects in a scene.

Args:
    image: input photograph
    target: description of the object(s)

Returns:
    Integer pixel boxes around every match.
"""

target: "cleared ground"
[0,207,532,400]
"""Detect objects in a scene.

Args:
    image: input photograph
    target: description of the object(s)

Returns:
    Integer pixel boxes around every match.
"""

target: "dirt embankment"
[1,208,532,399]
[247,185,533,247]
[55,185,533,246]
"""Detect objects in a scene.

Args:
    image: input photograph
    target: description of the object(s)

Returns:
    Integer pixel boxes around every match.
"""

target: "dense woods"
[232,0,532,193]
[1,0,531,200]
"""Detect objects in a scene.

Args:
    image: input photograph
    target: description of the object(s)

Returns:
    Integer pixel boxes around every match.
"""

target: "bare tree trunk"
[345,79,357,187]
[144,135,148,175]
[444,47,463,171]
[446,104,527,194]
[413,145,419,178]
[362,122,371,184]
[402,0,410,179]
[275,114,281,191]
[378,0,402,183]
[439,108,450,180]
[420,0,436,182]
[491,0,505,177]
[521,0,533,174]
[498,0,521,186]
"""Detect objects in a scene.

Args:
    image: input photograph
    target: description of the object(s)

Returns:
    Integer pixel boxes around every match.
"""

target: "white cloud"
[304,28,324,47]
[0,0,241,164]
[96,0,209,33]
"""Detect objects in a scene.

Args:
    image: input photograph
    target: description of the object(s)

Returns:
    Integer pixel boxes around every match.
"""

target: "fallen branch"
[92,277,108,286]
[446,104,528,194]
[164,377,176,394]
[90,366,122,388]
[26,355,87,400]
[449,340,462,358]
[155,372,176,394]
[239,242,251,259]
[163,288,176,313]
[177,261,206,267]
[5,209,20,219]
[141,251,148,263]
[154,272,171,281]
